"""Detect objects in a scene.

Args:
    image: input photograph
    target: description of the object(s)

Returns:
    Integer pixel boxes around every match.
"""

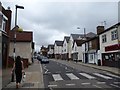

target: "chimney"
[97,26,104,35]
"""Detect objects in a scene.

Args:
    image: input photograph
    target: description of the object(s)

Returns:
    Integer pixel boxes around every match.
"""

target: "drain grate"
[22,83,34,87]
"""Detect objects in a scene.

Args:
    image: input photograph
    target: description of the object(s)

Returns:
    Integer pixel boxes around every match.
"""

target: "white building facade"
[99,22,120,67]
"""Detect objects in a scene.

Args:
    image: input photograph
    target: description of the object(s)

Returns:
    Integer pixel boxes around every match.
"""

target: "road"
[41,59,120,89]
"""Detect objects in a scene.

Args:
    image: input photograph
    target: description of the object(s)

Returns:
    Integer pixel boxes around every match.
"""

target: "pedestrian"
[11,56,24,88]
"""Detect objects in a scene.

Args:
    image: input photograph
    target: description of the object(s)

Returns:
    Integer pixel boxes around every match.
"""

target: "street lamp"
[77,27,87,63]
[12,5,24,82]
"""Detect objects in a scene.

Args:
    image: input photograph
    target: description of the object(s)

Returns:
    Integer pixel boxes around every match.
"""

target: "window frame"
[102,34,107,43]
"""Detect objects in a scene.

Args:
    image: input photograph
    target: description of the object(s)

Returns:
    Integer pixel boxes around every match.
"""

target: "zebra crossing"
[51,72,120,81]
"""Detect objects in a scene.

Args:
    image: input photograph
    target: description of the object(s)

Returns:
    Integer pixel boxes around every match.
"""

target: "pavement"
[2,59,44,89]
[77,61,120,75]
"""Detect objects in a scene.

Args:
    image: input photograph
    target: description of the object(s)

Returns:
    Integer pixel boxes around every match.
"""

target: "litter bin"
[98,59,101,66]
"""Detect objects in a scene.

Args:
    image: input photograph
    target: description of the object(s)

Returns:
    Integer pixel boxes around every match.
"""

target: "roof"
[71,34,84,40]
[48,44,54,49]
[98,22,120,35]
[73,40,85,47]
[86,32,96,38]
[10,30,33,42]
[55,40,63,46]
[71,32,96,40]
[64,36,70,43]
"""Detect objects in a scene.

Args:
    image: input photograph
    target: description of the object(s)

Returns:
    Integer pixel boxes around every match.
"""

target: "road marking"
[81,83,91,85]
[52,74,63,81]
[65,67,67,70]
[92,85,102,88]
[79,73,96,79]
[66,73,79,80]
[66,83,75,86]
[48,85,57,87]
[93,73,112,79]
[45,69,48,74]
[97,82,106,84]
[114,82,120,84]
[106,73,120,79]
[110,84,120,88]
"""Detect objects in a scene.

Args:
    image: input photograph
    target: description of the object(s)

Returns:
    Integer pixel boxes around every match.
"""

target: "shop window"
[115,54,120,61]
[102,34,107,43]
[105,55,109,60]
[111,30,118,40]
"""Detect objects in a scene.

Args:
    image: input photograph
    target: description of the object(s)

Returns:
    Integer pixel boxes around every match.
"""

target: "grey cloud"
[1,1,118,51]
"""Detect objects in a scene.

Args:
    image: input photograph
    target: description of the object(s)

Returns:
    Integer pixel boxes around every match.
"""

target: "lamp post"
[77,27,87,63]
[11,5,24,82]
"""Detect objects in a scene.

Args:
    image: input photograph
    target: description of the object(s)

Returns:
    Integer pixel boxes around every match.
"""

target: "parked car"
[37,55,43,61]
[33,55,37,59]
[41,57,49,64]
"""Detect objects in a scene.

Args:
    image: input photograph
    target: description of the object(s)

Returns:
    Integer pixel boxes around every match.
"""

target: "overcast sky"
[1,0,119,51]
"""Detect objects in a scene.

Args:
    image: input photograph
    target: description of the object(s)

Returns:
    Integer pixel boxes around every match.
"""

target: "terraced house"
[99,22,120,68]
[47,44,54,58]
[62,36,70,60]
[54,40,63,59]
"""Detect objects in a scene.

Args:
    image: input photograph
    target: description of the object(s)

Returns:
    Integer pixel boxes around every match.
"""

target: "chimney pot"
[97,26,104,35]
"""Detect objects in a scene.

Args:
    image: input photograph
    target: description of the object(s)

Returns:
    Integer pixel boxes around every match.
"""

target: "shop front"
[102,44,120,68]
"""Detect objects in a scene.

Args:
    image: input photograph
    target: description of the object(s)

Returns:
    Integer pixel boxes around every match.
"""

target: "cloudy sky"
[1,0,119,51]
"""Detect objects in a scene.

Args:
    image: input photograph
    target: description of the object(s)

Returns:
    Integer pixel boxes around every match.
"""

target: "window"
[0,14,7,32]
[64,49,66,52]
[90,54,93,61]
[111,30,118,40]
[89,41,92,48]
[75,47,77,51]
[102,34,107,43]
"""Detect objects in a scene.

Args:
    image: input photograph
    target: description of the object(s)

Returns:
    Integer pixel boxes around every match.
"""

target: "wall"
[63,39,69,54]
[68,36,73,59]
[100,28,118,53]
[9,42,32,64]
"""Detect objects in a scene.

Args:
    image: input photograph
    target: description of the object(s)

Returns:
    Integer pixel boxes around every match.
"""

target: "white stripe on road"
[106,73,120,79]
[93,73,112,79]
[52,74,63,81]
[97,82,106,84]
[110,84,120,88]
[66,83,75,86]
[66,73,79,80]
[79,73,96,79]
[81,83,91,85]
[48,85,57,87]
[114,82,120,84]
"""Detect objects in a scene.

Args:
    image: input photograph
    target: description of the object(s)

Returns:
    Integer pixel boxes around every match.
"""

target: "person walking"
[11,56,24,88]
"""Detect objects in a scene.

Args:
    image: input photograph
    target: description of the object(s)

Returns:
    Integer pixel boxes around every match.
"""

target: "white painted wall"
[63,39,68,54]
[9,42,33,64]
[73,42,83,61]
[68,36,74,58]
[48,47,54,54]
[100,28,119,53]
[54,43,63,54]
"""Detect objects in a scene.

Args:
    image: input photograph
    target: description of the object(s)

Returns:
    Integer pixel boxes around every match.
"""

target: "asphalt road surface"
[41,59,120,90]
